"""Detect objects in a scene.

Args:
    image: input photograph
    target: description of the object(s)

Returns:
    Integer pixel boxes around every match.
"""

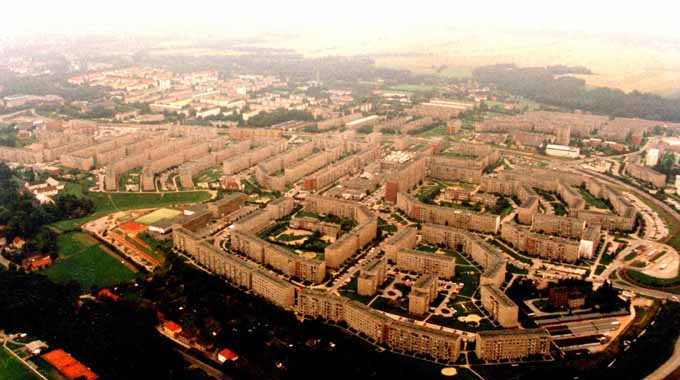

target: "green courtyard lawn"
[624,251,638,261]
[339,272,374,304]
[192,166,222,186]
[42,232,137,290]
[0,346,41,380]
[578,187,611,210]
[453,269,481,298]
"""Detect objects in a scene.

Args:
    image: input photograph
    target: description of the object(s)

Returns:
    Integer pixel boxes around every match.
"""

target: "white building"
[646,148,660,167]
[196,107,221,119]
[545,144,580,159]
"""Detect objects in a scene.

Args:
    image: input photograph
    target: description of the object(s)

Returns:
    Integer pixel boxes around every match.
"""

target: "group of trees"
[473,64,680,122]
[0,163,94,259]
[0,123,19,148]
[0,70,108,102]
[246,108,315,128]
[35,103,116,119]
[654,152,677,178]
[0,270,208,380]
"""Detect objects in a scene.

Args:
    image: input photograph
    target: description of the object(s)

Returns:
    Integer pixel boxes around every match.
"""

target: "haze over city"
[1,3,680,380]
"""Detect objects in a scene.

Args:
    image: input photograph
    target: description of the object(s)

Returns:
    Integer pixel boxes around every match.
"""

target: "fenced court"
[120,221,148,234]
[134,208,182,225]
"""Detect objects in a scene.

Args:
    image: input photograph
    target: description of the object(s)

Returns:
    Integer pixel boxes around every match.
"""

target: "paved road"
[580,168,680,231]
[176,349,233,380]
[646,337,680,380]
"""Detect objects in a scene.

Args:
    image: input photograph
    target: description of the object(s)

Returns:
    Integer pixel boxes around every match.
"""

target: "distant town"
[0,34,680,380]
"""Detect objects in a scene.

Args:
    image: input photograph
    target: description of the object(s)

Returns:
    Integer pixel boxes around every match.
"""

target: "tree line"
[473,64,680,122]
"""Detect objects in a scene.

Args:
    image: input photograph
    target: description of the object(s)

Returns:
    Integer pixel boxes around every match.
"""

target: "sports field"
[51,190,212,232]
[0,346,41,380]
[135,208,182,225]
[43,232,137,289]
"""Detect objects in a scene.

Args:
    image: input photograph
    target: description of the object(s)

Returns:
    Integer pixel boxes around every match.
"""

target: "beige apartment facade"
[476,329,551,361]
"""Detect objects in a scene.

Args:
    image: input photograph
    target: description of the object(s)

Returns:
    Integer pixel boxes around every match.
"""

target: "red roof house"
[42,349,98,380]
[217,348,239,363]
[163,321,183,337]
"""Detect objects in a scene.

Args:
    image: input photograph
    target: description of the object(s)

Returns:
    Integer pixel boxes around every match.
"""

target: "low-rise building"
[476,329,551,361]
[545,144,580,158]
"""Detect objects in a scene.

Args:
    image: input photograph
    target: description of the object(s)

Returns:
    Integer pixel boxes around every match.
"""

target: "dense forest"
[0,70,109,102]
[473,64,680,122]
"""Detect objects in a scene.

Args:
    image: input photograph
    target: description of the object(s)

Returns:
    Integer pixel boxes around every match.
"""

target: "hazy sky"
[3,0,680,38]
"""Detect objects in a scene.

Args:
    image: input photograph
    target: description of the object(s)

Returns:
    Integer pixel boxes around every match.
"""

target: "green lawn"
[51,189,211,231]
[415,124,447,137]
[63,182,86,196]
[134,208,182,225]
[192,166,222,186]
[339,271,374,304]
[43,232,137,290]
[578,187,610,209]
[452,269,481,298]
[0,346,41,380]
[90,191,211,212]
[552,202,567,216]
[624,268,680,289]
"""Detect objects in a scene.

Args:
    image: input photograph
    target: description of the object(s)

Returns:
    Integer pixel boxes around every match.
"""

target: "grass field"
[90,191,211,212]
[0,346,41,380]
[43,232,137,290]
[625,269,680,291]
[387,83,438,92]
[51,189,211,231]
[415,124,448,137]
[134,208,182,225]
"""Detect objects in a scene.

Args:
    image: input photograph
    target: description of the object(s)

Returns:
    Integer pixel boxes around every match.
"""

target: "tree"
[655,152,676,178]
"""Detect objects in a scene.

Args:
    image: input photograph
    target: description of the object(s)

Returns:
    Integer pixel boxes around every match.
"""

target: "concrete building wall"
[384,227,418,262]
[476,329,551,361]
[397,193,500,234]
[395,249,455,278]
[480,285,519,328]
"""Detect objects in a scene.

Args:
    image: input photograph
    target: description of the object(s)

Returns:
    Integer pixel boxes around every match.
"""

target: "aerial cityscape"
[1,2,680,379]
